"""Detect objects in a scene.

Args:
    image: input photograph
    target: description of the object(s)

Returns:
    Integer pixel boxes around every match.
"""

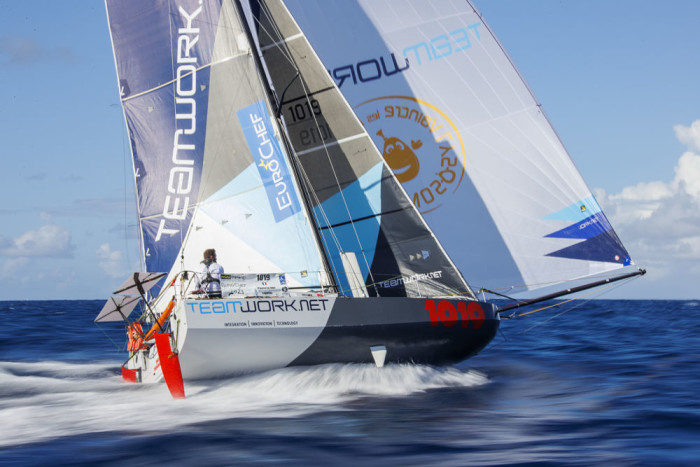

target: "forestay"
[284,0,634,296]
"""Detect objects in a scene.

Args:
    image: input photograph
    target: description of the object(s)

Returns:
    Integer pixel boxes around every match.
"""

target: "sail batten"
[120,53,249,103]
[260,32,303,51]
[318,207,411,231]
[294,134,368,157]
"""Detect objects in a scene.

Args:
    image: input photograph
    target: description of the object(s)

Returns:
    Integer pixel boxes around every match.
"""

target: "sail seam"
[260,32,303,51]
[279,86,336,105]
[137,183,264,222]
[318,207,412,231]
[120,53,248,103]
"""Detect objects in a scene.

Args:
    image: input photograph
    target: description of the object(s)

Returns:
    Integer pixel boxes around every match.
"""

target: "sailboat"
[96,0,644,398]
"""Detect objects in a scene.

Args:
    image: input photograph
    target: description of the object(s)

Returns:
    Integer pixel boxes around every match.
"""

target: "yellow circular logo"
[356,95,466,213]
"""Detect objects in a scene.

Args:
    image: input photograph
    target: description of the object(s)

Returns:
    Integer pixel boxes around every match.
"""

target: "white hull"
[124,295,499,385]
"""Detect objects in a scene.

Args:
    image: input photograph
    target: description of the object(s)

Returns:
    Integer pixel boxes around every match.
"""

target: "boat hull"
[169,296,499,380]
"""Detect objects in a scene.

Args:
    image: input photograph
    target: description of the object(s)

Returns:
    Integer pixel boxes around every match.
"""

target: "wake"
[0,360,488,448]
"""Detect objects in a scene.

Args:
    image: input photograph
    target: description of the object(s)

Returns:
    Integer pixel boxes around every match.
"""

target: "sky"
[0,0,699,301]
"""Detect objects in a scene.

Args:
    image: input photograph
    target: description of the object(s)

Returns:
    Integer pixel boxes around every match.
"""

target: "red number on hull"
[426,299,485,329]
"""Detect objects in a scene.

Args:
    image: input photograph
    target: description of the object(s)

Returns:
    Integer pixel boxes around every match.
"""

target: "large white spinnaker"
[284,0,638,296]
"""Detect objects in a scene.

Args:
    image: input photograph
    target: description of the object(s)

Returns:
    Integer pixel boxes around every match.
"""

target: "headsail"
[245,0,474,299]
[283,0,637,296]
[106,0,329,291]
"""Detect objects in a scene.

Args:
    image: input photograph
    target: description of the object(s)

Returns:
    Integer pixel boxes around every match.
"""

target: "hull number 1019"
[425,299,484,329]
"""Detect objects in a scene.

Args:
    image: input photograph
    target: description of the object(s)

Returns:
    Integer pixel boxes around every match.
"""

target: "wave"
[0,360,487,448]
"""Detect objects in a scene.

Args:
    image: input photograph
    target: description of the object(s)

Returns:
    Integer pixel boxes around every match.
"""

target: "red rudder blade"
[154,332,186,399]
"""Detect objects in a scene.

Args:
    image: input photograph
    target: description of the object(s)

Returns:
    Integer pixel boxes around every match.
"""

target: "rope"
[501,277,633,334]
[94,322,125,354]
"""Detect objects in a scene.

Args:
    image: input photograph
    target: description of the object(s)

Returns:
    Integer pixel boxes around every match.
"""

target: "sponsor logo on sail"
[238,101,301,223]
[330,23,483,89]
[402,23,483,67]
[356,96,466,213]
[156,4,203,242]
[378,270,443,289]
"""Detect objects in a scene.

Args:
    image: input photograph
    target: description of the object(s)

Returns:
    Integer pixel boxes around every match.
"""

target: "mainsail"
[284,0,636,296]
[245,0,473,298]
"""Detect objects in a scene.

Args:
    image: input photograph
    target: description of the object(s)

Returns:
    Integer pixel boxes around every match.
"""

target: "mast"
[232,0,337,292]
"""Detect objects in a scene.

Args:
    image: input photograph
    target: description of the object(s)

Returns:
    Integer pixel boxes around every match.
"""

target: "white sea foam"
[0,360,487,448]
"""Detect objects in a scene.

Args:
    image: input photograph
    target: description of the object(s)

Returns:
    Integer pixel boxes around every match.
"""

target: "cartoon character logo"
[376,129,421,183]
[356,96,466,213]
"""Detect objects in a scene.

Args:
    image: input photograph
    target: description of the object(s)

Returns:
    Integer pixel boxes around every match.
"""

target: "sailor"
[195,248,224,298]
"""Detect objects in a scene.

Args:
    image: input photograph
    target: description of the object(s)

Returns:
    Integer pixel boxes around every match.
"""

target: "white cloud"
[0,214,74,258]
[609,180,673,202]
[674,121,700,152]
[96,243,127,278]
[600,120,700,266]
[1,257,29,279]
[672,151,700,199]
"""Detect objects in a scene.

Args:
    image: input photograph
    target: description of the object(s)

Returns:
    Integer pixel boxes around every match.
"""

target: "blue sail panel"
[123,71,210,219]
[543,195,603,222]
[546,234,631,266]
[107,0,221,273]
[545,212,613,240]
[107,0,219,99]
[318,219,381,295]
[313,163,384,230]
[141,211,194,274]
[314,163,384,294]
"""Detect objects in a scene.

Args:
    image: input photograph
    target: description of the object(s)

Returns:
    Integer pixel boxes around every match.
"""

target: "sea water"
[0,300,698,466]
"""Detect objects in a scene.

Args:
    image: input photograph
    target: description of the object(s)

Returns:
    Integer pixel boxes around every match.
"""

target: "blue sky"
[1,1,699,300]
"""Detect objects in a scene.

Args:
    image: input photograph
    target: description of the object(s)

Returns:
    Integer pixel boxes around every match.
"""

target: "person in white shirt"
[196,248,224,298]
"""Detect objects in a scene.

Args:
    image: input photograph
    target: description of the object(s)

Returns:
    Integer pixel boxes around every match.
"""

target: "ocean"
[0,299,698,466]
